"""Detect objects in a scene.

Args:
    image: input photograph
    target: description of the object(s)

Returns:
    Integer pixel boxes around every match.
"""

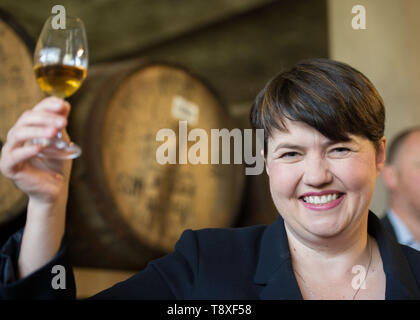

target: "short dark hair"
[250,58,385,156]
[386,126,420,164]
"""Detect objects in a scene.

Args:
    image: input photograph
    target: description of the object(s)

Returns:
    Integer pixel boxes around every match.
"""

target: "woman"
[0,58,419,299]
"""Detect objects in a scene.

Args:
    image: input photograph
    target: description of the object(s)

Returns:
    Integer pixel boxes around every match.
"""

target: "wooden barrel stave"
[0,10,44,225]
[68,59,245,269]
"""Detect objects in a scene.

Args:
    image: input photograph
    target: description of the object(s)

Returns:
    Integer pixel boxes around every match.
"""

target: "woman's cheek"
[335,157,375,192]
[268,163,300,198]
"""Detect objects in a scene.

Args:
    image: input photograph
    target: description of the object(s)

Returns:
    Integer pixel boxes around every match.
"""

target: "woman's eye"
[280,152,299,158]
[332,147,351,154]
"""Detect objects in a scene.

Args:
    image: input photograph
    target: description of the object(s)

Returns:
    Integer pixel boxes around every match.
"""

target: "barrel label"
[171,95,199,125]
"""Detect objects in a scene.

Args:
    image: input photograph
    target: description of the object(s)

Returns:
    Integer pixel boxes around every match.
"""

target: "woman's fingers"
[15,110,67,129]
[33,96,70,117]
[0,96,73,178]
[2,97,70,153]
[0,144,41,178]
[6,126,58,151]
[0,97,74,204]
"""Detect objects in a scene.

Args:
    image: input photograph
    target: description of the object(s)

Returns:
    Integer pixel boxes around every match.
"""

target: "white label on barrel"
[171,96,199,125]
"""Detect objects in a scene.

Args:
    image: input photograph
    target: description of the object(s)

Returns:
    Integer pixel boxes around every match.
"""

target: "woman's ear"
[375,136,387,177]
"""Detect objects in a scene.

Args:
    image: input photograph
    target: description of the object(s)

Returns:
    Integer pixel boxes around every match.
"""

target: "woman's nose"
[302,158,333,187]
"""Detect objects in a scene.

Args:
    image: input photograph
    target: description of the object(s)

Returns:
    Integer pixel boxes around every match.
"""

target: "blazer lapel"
[254,216,302,300]
[369,212,420,299]
[254,212,420,300]
[380,211,398,240]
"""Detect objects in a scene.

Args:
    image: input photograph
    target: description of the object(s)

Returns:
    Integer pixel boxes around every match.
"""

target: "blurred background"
[0,0,419,298]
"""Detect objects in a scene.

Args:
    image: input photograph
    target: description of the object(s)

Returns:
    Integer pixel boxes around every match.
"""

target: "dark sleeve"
[88,229,199,300]
[402,245,420,290]
[0,228,76,300]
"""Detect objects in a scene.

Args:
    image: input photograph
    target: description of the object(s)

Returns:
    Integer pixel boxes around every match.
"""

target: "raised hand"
[0,97,72,204]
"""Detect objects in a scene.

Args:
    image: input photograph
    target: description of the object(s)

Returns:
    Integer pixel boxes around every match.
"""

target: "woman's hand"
[0,97,72,205]
[0,97,74,279]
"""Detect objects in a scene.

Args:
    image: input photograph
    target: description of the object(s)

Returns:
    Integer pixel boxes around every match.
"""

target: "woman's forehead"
[268,121,360,146]
[269,121,330,140]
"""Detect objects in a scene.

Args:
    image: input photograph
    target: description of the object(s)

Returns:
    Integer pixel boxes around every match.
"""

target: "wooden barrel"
[0,10,44,225]
[67,59,245,269]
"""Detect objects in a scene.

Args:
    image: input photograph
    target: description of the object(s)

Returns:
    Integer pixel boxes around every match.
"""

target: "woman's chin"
[302,218,347,239]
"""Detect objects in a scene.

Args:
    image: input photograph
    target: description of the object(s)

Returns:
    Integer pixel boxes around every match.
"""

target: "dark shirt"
[1,211,419,299]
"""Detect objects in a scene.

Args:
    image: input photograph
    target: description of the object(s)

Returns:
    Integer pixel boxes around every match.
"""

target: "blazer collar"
[254,215,302,299]
[368,212,420,299]
[254,211,420,300]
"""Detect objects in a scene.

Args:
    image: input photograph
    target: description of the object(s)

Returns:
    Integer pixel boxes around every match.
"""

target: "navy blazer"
[381,213,398,240]
[1,211,419,299]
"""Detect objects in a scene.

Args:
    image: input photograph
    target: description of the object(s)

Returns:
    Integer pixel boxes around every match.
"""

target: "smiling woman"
[0,58,419,300]
[249,59,415,300]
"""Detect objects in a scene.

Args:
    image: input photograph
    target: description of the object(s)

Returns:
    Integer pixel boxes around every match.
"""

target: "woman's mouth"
[299,193,345,211]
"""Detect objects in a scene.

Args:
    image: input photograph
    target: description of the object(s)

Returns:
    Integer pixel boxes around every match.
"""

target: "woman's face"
[265,120,386,241]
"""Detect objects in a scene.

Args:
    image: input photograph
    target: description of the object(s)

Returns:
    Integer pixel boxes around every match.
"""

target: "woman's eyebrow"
[273,143,306,153]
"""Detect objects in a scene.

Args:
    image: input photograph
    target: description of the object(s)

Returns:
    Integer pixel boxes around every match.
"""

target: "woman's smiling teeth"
[302,193,342,204]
